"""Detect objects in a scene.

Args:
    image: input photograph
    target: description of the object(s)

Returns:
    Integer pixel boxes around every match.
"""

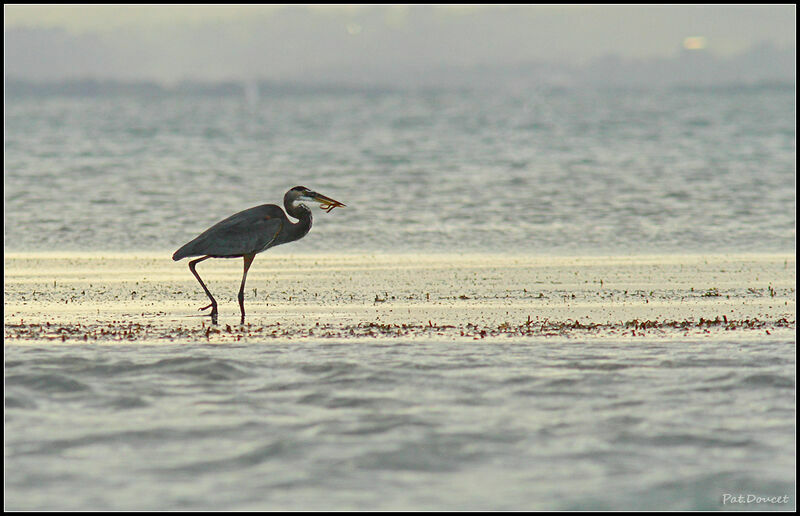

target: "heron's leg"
[189,256,218,324]
[238,254,256,325]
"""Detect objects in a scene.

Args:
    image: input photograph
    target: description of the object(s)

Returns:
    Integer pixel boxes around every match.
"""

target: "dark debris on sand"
[4,317,795,343]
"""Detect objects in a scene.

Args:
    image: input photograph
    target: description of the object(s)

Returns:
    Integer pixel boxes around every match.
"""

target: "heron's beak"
[312,192,346,213]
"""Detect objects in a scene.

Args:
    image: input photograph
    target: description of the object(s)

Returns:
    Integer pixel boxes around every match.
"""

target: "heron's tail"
[172,243,195,261]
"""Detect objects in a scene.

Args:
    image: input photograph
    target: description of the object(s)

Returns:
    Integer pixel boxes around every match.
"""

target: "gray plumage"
[172,204,287,260]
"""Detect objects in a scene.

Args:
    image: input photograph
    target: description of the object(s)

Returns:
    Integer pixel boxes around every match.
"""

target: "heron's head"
[286,186,346,213]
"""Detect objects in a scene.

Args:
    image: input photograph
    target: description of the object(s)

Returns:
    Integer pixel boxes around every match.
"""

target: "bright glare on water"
[4,85,795,254]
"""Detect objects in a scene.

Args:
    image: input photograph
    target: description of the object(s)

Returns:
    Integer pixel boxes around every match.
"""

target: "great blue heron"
[172,186,345,324]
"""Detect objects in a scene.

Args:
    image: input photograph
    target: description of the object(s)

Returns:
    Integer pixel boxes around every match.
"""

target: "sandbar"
[4,252,796,343]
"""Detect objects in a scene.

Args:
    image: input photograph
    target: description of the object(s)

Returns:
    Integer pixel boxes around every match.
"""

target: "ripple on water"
[145,356,255,381]
[5,372,92,394]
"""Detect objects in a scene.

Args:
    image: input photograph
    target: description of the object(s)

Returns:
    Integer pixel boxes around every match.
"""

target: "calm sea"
[4,84,796,254]
[4,84,796,510]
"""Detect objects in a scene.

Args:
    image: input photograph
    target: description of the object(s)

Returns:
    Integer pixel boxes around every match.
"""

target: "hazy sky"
[4,5,796,83]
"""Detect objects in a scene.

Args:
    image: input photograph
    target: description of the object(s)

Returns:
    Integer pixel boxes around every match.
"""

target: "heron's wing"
[173,205,284,260]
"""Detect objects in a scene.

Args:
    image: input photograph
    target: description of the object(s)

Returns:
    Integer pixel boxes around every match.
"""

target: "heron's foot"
[199,303,219,324]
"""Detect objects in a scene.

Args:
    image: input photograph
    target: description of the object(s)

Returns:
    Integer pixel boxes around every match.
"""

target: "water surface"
[4,85,795,254]
[4,84,796,510]
[5,338,795,510]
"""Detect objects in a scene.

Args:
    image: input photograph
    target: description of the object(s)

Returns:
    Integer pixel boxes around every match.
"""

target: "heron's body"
[172,186,344,324]
[172,204,307,260]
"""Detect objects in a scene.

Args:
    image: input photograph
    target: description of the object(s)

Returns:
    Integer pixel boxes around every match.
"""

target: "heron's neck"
[284,200,313,242]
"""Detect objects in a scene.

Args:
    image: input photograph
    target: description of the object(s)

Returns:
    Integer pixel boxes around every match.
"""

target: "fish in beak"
[311,192,346,213]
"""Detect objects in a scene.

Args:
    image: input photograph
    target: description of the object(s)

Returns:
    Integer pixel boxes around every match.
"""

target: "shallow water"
[4,338,795,511]
[5,252,796,342]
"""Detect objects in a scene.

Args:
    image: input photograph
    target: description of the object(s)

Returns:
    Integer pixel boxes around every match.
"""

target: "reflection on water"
[4,86,795,253]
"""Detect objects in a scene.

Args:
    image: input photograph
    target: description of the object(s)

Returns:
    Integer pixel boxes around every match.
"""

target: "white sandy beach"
[4,252,795,343]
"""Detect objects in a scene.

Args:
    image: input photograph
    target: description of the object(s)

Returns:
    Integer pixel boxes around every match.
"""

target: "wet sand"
[4,252,796,343]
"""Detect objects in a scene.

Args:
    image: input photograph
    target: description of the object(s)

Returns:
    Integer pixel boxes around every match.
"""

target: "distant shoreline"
[5,77,795,99]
